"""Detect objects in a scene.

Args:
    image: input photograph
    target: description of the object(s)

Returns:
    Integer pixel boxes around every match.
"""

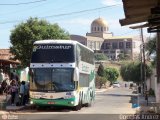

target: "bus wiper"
[39,60,47,63]
[50,59,66,63]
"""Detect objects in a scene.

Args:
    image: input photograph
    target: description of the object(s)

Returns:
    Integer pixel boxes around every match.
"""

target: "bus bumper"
[30,97,76,107]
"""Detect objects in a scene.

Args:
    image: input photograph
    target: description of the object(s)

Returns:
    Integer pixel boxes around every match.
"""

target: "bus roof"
[34,40,94,52]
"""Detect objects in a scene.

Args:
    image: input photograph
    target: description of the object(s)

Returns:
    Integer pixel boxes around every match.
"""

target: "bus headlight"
[30,101,33,104]
[70,101,74,104]
[68,101,74,105]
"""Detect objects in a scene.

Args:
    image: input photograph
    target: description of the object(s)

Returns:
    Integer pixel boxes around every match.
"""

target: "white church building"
[70,17,143,60]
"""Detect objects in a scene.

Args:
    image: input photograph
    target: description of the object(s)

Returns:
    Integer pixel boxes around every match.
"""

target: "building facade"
[0,49,20,74]
[70,17,142,60]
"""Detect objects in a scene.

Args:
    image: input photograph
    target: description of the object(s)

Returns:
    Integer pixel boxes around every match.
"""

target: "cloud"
[101,0,122,6]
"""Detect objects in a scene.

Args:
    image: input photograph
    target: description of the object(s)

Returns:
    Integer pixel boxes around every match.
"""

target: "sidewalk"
[0,94,8,111]
[130,91,159,114]
[6,104,30,111]
[0,94,30,112]
[136,95,158,114]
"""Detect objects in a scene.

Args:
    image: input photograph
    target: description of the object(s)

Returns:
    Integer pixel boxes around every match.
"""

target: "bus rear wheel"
[85,93,93,107]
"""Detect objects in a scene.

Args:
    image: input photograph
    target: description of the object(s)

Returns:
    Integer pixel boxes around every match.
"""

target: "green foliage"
[104,67,119,83]
[94,53,107,61]
[148,88,155,96]
[146,36,156,66]
[97,63,105,77]
[146,36,156,55]
[120,62,152,83]
[118,53,131,60]
[95,76,107,88]
[10,17,70,67]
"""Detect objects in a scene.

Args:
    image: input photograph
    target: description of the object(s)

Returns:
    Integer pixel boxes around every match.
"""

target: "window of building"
[126,42,131,48]
[101,43,105,49]
[101,27,103,32]
[105,43,111,49]
[119,42,124,49]
[110,50,115,53]
[104,51,109,53]
[97,27,99,31]
[112,42,118,49]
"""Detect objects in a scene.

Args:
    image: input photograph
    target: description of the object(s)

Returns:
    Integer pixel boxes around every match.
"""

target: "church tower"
[86,17,113,38]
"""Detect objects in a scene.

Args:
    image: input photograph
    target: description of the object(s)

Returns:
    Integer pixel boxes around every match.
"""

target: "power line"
[41,4,120,18]
[0,0,47,5]
[38,0,84,15]
[0,0,53,16]
[0,4,120,24]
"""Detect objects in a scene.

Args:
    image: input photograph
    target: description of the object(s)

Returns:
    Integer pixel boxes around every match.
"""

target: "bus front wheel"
[73,99,82,111]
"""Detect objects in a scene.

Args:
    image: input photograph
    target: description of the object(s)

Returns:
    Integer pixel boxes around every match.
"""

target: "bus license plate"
[48,102,55,104]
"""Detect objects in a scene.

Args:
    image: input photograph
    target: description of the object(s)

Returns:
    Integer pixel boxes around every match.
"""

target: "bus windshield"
[30,68,75,92]
[31,44,75,63]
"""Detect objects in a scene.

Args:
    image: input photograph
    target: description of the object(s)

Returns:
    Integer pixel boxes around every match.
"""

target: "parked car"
[112,82,120,88]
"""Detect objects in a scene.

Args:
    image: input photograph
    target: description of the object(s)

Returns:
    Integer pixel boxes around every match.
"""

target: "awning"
[0,59,20,64]
[119,0,160,27]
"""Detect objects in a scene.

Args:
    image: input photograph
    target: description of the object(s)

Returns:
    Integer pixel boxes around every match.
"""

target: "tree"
[95,76,107,89]
[96,63,107,88]
[94,53,107,61]
[146,36,156,55]
[97,63,105,77]
[10,17,70,67]
[120,62,152,83]
[104,67,119,84]
[146,36,156,66]
[118,53,131,60]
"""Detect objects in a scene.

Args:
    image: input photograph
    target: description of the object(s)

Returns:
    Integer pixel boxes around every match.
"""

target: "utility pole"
[140,28,147,91]
[140,28,148,105]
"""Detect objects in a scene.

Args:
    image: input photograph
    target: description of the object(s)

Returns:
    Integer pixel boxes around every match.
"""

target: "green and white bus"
[29,40,95,110]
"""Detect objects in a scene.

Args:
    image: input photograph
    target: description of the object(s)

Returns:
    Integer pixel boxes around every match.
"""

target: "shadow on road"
[18,105,73,113]
[97,93,134,97]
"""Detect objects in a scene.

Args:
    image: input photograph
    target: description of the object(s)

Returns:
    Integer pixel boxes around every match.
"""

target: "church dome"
[91,17,109,33]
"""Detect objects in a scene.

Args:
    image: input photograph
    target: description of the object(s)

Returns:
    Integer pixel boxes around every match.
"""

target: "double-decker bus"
[29,40,95,110]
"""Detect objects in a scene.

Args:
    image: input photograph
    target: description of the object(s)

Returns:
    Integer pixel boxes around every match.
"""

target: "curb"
[6,104,31,111]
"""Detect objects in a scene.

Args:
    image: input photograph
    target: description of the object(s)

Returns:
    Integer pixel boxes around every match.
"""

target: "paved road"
[77,87,136,114]
[2,87,137,120]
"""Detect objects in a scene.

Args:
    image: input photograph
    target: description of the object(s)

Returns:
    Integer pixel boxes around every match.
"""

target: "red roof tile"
[0,49,12,60]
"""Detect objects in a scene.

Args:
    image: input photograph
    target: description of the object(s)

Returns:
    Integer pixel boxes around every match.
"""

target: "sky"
[0,0,151,48]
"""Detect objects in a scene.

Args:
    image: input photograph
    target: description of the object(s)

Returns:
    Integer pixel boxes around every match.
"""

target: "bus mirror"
[29,68,34,82]
[74,68,79,81]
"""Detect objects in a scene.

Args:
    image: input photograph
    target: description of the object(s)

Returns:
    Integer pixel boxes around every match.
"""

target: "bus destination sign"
[33,44,72,52]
